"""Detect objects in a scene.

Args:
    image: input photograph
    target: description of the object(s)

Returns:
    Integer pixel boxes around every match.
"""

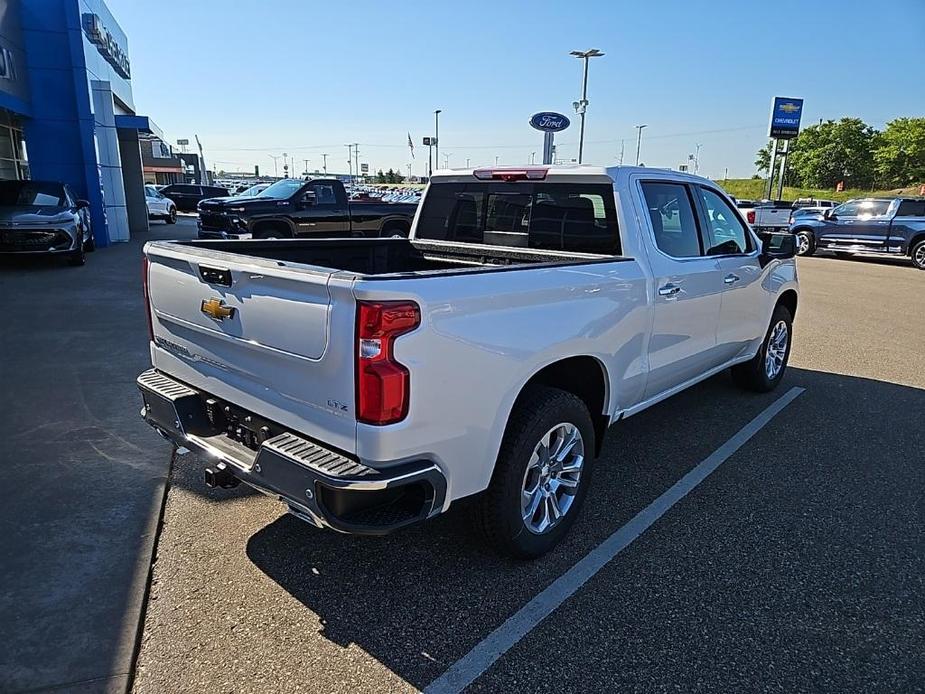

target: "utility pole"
[634,124,647,165]
[406,163,411,181]
[268,154,281,178]
[569,48,604,164]
[434,109,441,171]
[321,153,328,175]
[723,166,728,181]
[618,139,625,165]
[353,143,359,183]
[345,144,353,183]
[303,159,309,177]
[694,143,702,175]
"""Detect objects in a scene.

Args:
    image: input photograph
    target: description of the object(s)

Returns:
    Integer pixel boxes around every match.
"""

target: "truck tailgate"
[144,243,358,453]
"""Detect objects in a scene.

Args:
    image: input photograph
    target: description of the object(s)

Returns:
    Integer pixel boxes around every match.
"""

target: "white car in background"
[145,185,177,224]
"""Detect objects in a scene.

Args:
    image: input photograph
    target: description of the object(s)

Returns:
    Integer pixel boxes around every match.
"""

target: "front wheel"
[731,305,792,392]
[166,206,177,224]
[794,230,815,256]
[68,231,87,266]
[911,239,925,271]
[473,386,595,559]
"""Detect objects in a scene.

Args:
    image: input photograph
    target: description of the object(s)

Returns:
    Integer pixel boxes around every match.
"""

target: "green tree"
[386,168,396,183]
[376,169,385,183]
[874,117,925,187]
[787,118,879,189]
[754,143,772,175]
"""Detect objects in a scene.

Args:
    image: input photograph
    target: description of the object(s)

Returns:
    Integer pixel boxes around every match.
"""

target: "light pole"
[634,124,647,165]
[321,153,328,175]
[443,153,451,168]
[268,154,281,178]
[495,155,500,166]
[434,109,441,170]
[345,144,352,182]
[303,159,310,177]
[530,152,536,164]
[570,48,604,165]
[465,157,470,168]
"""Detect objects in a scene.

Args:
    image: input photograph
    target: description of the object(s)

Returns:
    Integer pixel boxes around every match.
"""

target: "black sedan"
[0,180,94,266]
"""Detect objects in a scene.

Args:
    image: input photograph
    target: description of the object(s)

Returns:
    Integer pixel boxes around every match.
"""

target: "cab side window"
[311,183,338,205]
[697,187,753,255]
[640,182,702,258]
[896,200,925,217]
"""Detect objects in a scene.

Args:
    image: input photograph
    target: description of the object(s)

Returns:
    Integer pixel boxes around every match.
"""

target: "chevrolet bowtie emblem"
[200,298,235,320]
[779,102,800,113]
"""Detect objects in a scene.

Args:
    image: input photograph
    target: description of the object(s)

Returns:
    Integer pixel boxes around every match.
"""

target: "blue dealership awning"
[114,115,163,140]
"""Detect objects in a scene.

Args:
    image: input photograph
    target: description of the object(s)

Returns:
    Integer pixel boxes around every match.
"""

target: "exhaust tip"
[204,462,239,489]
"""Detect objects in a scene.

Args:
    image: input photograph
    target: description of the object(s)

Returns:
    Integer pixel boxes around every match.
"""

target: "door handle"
[724,273,740,285]
[658,283,681,297]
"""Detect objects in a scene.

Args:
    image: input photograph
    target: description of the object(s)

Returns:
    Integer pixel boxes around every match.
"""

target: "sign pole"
[542,132,554,165]
[777,139,790,201]
[765,138,778,200]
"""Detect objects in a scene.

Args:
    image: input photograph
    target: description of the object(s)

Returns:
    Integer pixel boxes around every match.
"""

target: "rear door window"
[640,181,702,258]
[896,200,925,217]
[415,182,620,254]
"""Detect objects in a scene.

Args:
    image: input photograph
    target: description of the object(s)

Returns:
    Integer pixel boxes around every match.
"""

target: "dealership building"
[0,0,161,246]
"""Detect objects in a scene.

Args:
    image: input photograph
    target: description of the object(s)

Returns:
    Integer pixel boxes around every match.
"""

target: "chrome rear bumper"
[137,369,446,534]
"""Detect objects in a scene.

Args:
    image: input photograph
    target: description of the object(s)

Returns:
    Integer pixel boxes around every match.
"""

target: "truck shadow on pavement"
[240,367,925,690]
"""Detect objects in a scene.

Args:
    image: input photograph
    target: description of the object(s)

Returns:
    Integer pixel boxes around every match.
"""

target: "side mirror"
[761,232,796,260]
[76,199,90,210]
[824,209,836,220]
[300,191,316,207]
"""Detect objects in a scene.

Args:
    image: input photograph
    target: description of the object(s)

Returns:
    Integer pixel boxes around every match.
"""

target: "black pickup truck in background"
[197,178,417,239]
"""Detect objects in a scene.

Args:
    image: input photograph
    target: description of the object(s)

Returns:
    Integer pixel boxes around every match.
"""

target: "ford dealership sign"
[529,112,570,132]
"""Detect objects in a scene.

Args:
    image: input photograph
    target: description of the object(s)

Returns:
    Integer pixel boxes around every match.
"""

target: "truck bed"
[175,237,626,278]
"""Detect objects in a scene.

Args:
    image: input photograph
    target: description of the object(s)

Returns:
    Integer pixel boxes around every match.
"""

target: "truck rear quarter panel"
[352,260,649,504]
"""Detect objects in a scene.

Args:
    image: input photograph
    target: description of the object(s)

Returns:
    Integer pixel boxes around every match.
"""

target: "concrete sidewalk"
[0,220,195,693]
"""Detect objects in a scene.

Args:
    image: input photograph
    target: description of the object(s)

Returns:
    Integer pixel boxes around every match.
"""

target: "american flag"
[407,132,415,159]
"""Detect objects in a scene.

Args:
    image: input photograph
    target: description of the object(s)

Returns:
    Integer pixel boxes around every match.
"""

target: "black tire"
[473,385,595,559]
[83,226,96,252]
[910,239,925,271]
[731,305,792,392]
[166,206,177,224]
[381,222,409,238]
[68,232,87,266]
[794,229,815,256]
[254,224,291,240]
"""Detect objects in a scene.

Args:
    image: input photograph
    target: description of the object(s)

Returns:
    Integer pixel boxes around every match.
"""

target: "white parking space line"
[424,386,805,694]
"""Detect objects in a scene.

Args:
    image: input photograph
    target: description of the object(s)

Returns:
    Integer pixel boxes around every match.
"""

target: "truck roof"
[428,164,714,186]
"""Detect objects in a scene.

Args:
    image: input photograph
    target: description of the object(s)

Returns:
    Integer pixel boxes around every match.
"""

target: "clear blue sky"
[108,0,925,179]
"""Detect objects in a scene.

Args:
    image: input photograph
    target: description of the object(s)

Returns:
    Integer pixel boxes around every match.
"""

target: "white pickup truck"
[138,166,798,558]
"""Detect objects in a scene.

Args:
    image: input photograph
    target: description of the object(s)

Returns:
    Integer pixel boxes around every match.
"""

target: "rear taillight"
[746,210,756,225]
[355,300,420,425]
[142,255,153,341]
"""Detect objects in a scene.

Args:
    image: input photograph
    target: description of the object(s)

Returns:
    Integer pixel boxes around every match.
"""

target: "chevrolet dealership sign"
[82,13,131,79]
[768,97,803,139]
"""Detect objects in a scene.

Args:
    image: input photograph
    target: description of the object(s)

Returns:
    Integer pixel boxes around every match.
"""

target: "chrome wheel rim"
[796,233,810,255]
[765,320,788,379]
[521,423,585,535]
[914,244,925,268]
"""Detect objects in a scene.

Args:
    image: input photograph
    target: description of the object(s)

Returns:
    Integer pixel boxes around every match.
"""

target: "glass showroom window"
[0,110,28,181]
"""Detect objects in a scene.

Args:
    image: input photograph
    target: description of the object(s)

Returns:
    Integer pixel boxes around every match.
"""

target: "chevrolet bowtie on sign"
[200,298,235,320]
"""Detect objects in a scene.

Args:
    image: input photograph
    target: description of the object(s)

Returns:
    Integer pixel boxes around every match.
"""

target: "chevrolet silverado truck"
[197,177,416,240]
[788,196,925,268]
[138,165,798,558]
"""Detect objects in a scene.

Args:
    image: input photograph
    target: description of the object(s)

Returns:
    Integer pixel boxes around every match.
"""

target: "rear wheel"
[794,229,815,256]
[731,305,792,392]
[473,385,595,559]
[381,222,409,238]
[911,240,925,270]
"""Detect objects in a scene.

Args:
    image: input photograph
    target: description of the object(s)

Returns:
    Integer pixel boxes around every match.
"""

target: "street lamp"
[634,124,648,165]
[569,48,604,165]
[434,109,442,170]
[268,154,281,178]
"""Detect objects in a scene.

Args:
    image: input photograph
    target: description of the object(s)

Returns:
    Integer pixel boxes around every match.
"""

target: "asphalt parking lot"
[130,252,925,693]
